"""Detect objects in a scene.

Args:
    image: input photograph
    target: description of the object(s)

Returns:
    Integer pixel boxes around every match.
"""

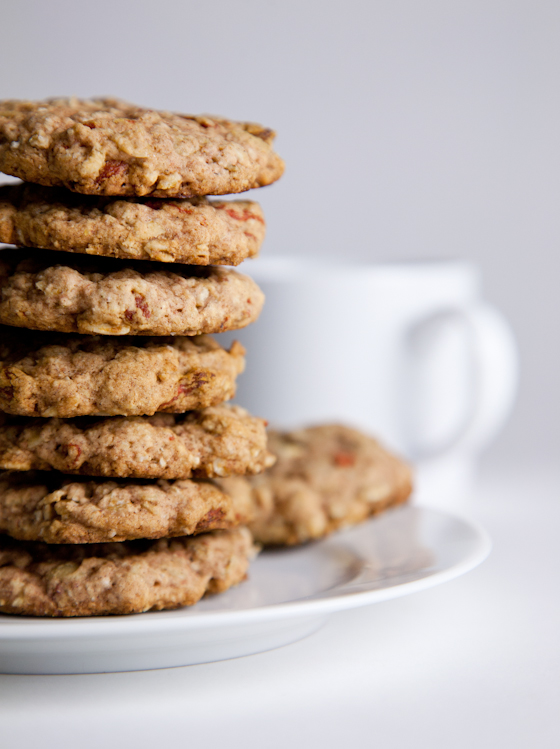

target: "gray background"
[1,0,558,468]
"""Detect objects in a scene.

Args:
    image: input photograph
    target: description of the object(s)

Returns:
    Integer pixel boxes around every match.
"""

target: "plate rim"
[0,506,491,641]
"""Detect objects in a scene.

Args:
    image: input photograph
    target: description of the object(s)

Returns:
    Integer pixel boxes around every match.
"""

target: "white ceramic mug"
[218,257,518,509]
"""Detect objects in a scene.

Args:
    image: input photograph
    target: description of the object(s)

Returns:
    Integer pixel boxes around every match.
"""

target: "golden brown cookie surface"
[0,327,245,417]
[0,405,274,479]
[0,98,284,197]
[0,470,255,544]
[0,249,264,336]
[219,424,413,545]
[0,183,266,265]
[0,527,256,616]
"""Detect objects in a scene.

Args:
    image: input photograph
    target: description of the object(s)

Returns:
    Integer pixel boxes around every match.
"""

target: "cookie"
[0,97,284,197]
[0,248,264,336]
[219,424,413,545]
[0,327,245,417]
[0,405,275,479]
[0,183,266,265]
[0,527,256,616]
[0,470,255,544]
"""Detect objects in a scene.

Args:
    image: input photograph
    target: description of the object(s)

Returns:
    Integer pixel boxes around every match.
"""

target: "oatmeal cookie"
[0,527,256,616]
[0,405,275,479]
[219,424,413,545]
[0,183,266,265]
[0,97,284,197]
[0,327,244,417]
[0,470,255,544]
[0,248,264,336]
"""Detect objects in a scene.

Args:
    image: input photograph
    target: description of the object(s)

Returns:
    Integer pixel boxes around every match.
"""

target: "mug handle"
[404,301,519,459]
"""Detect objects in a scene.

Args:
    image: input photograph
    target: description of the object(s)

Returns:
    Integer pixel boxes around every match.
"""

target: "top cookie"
[0,183,266,265]
[0,98,285,197]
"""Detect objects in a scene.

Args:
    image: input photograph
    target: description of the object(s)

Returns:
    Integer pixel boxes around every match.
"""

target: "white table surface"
[1,467,558,749]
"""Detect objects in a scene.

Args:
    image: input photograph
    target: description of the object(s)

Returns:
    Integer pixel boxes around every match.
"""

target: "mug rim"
[243,255,479,285]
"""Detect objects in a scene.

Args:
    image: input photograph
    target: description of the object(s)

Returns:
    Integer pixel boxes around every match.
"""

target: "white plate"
[0,505,490,674]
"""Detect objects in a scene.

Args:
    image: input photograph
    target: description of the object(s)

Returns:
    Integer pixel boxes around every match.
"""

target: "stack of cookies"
[0,97,284,617]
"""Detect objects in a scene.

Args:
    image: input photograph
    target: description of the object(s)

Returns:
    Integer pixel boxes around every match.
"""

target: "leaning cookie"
[0,249,264,336]
[0,97,284,197]
[0,405,275,479]
[0,183,266,265]
[0,527,256,616]
[219,424,413,546]
[0,327,244,417]
[0,470,255,544]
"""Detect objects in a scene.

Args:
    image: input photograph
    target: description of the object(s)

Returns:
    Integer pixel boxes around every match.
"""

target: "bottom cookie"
[219,424,413,545]
[0,526,256,617]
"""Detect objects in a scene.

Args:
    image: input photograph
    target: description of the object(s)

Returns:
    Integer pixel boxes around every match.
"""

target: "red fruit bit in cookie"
[177,374,211,395]
[65,443,82,465]
[83,121,97,129]
[96,160,127,184]
[215,205,264,224]
[157,374,213,409]
[333,451,356,468]
[124,297,149,320]
[135,296,150,319]
[195,507,226,531]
